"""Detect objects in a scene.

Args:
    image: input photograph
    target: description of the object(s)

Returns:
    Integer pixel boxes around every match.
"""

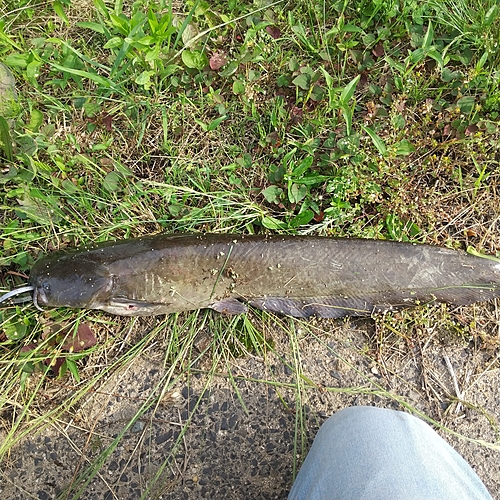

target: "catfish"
[2,233,500,318]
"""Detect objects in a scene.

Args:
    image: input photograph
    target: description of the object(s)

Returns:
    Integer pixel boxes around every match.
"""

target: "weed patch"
[1,0,500,497]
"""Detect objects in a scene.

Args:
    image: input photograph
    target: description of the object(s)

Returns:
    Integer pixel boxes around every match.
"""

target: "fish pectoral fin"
[210,298,248,315]
[108,297,169,313]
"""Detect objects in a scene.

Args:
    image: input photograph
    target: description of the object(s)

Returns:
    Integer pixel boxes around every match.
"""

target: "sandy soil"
[1,305,499,499]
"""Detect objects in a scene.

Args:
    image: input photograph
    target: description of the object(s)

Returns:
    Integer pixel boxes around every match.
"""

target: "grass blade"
[340,75,360,106]
[0,116,13,161]
[362,125,387,156]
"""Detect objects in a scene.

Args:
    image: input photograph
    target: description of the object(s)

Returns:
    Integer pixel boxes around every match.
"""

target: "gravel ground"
[1,312,499,499]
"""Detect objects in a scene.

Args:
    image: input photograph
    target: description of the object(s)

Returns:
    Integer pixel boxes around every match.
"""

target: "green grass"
[1,0,500,497]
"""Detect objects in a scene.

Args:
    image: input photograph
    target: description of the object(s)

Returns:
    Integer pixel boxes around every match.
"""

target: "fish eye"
[42,282,51,291]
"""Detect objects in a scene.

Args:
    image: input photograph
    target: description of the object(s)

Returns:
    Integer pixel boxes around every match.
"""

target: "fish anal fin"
[247,297,358,318]
[210,298,248,315]
[248,296,410,318]
[247,285,500,319]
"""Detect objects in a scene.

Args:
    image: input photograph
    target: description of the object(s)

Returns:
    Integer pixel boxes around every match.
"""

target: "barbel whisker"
[0,285,35,305]
[33,291,44,311]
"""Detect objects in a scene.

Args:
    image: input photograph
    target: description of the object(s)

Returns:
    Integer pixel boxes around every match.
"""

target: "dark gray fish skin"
[28,233,500,318]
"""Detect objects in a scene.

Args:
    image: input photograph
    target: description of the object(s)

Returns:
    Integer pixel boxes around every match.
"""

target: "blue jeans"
[289,406,493,500]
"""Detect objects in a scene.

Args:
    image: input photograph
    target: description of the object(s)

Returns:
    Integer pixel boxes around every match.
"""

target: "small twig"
[443,355,463,414]
[495,298,500,342]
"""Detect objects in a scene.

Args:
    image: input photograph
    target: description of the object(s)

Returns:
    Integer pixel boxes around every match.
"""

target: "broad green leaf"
[134,35,155,46]
[172,0,198,50]
[319,67,333,87]
[232,80,245,95]
[467,246,500,263]
[341,104,353,136]
[114,0,123,17]
[4,319,28,341]
[292,156,313,178]
[0,116,13,161]
[16,191,61,224]
[181,23,198,47]
[102,171,121,192]
[147,7,158,31]
[104,36,123,49]
[310,85,325,101]
[114,162,132,176]
[293,174,331,186]
[163,65,180,77]
[194,118,208,131]
[27,109,44,132]
[219,61,239,78]
[0,63,17,118]
[362,33,376,46]
[422,21,434,50]
[135,70,153,89]
[93,0,110,19]
[340,75,360,105]
[277,75,290,87]
[53,0,69,25]
[261,216,286,230]
[384,55,405,74]
[341,24,363,33]
[109,12,129,34]
[475,52,488,73]
[61,179,79,194]
[76,21,105,33]
[393,114,405,129]
[362,125,387,156]
[181,50,208,70]
[17,135,37,155]
[49,62,112,87]
[427,48,444,71]
[457,96,475,114]
[409,47,425,65]
[288,183,307,204]
[441,67,461,82]
[145,44,161,62]
[292,74,310,90]
[385,213,409,241]
[207,115,227,131]
[395,139,415,156]
[261,185,283,204]
[4,53,28,68]
[484,5,498,26]
[289,209,314,228]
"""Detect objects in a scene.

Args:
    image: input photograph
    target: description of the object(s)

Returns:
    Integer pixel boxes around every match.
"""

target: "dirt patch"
[1,307,499,499]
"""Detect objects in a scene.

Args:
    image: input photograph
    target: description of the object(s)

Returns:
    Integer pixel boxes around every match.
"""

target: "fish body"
[27,233,500,317]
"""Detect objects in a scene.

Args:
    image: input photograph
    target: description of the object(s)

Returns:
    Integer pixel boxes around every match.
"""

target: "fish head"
[29,253,168,316]
[29,254,114,310]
